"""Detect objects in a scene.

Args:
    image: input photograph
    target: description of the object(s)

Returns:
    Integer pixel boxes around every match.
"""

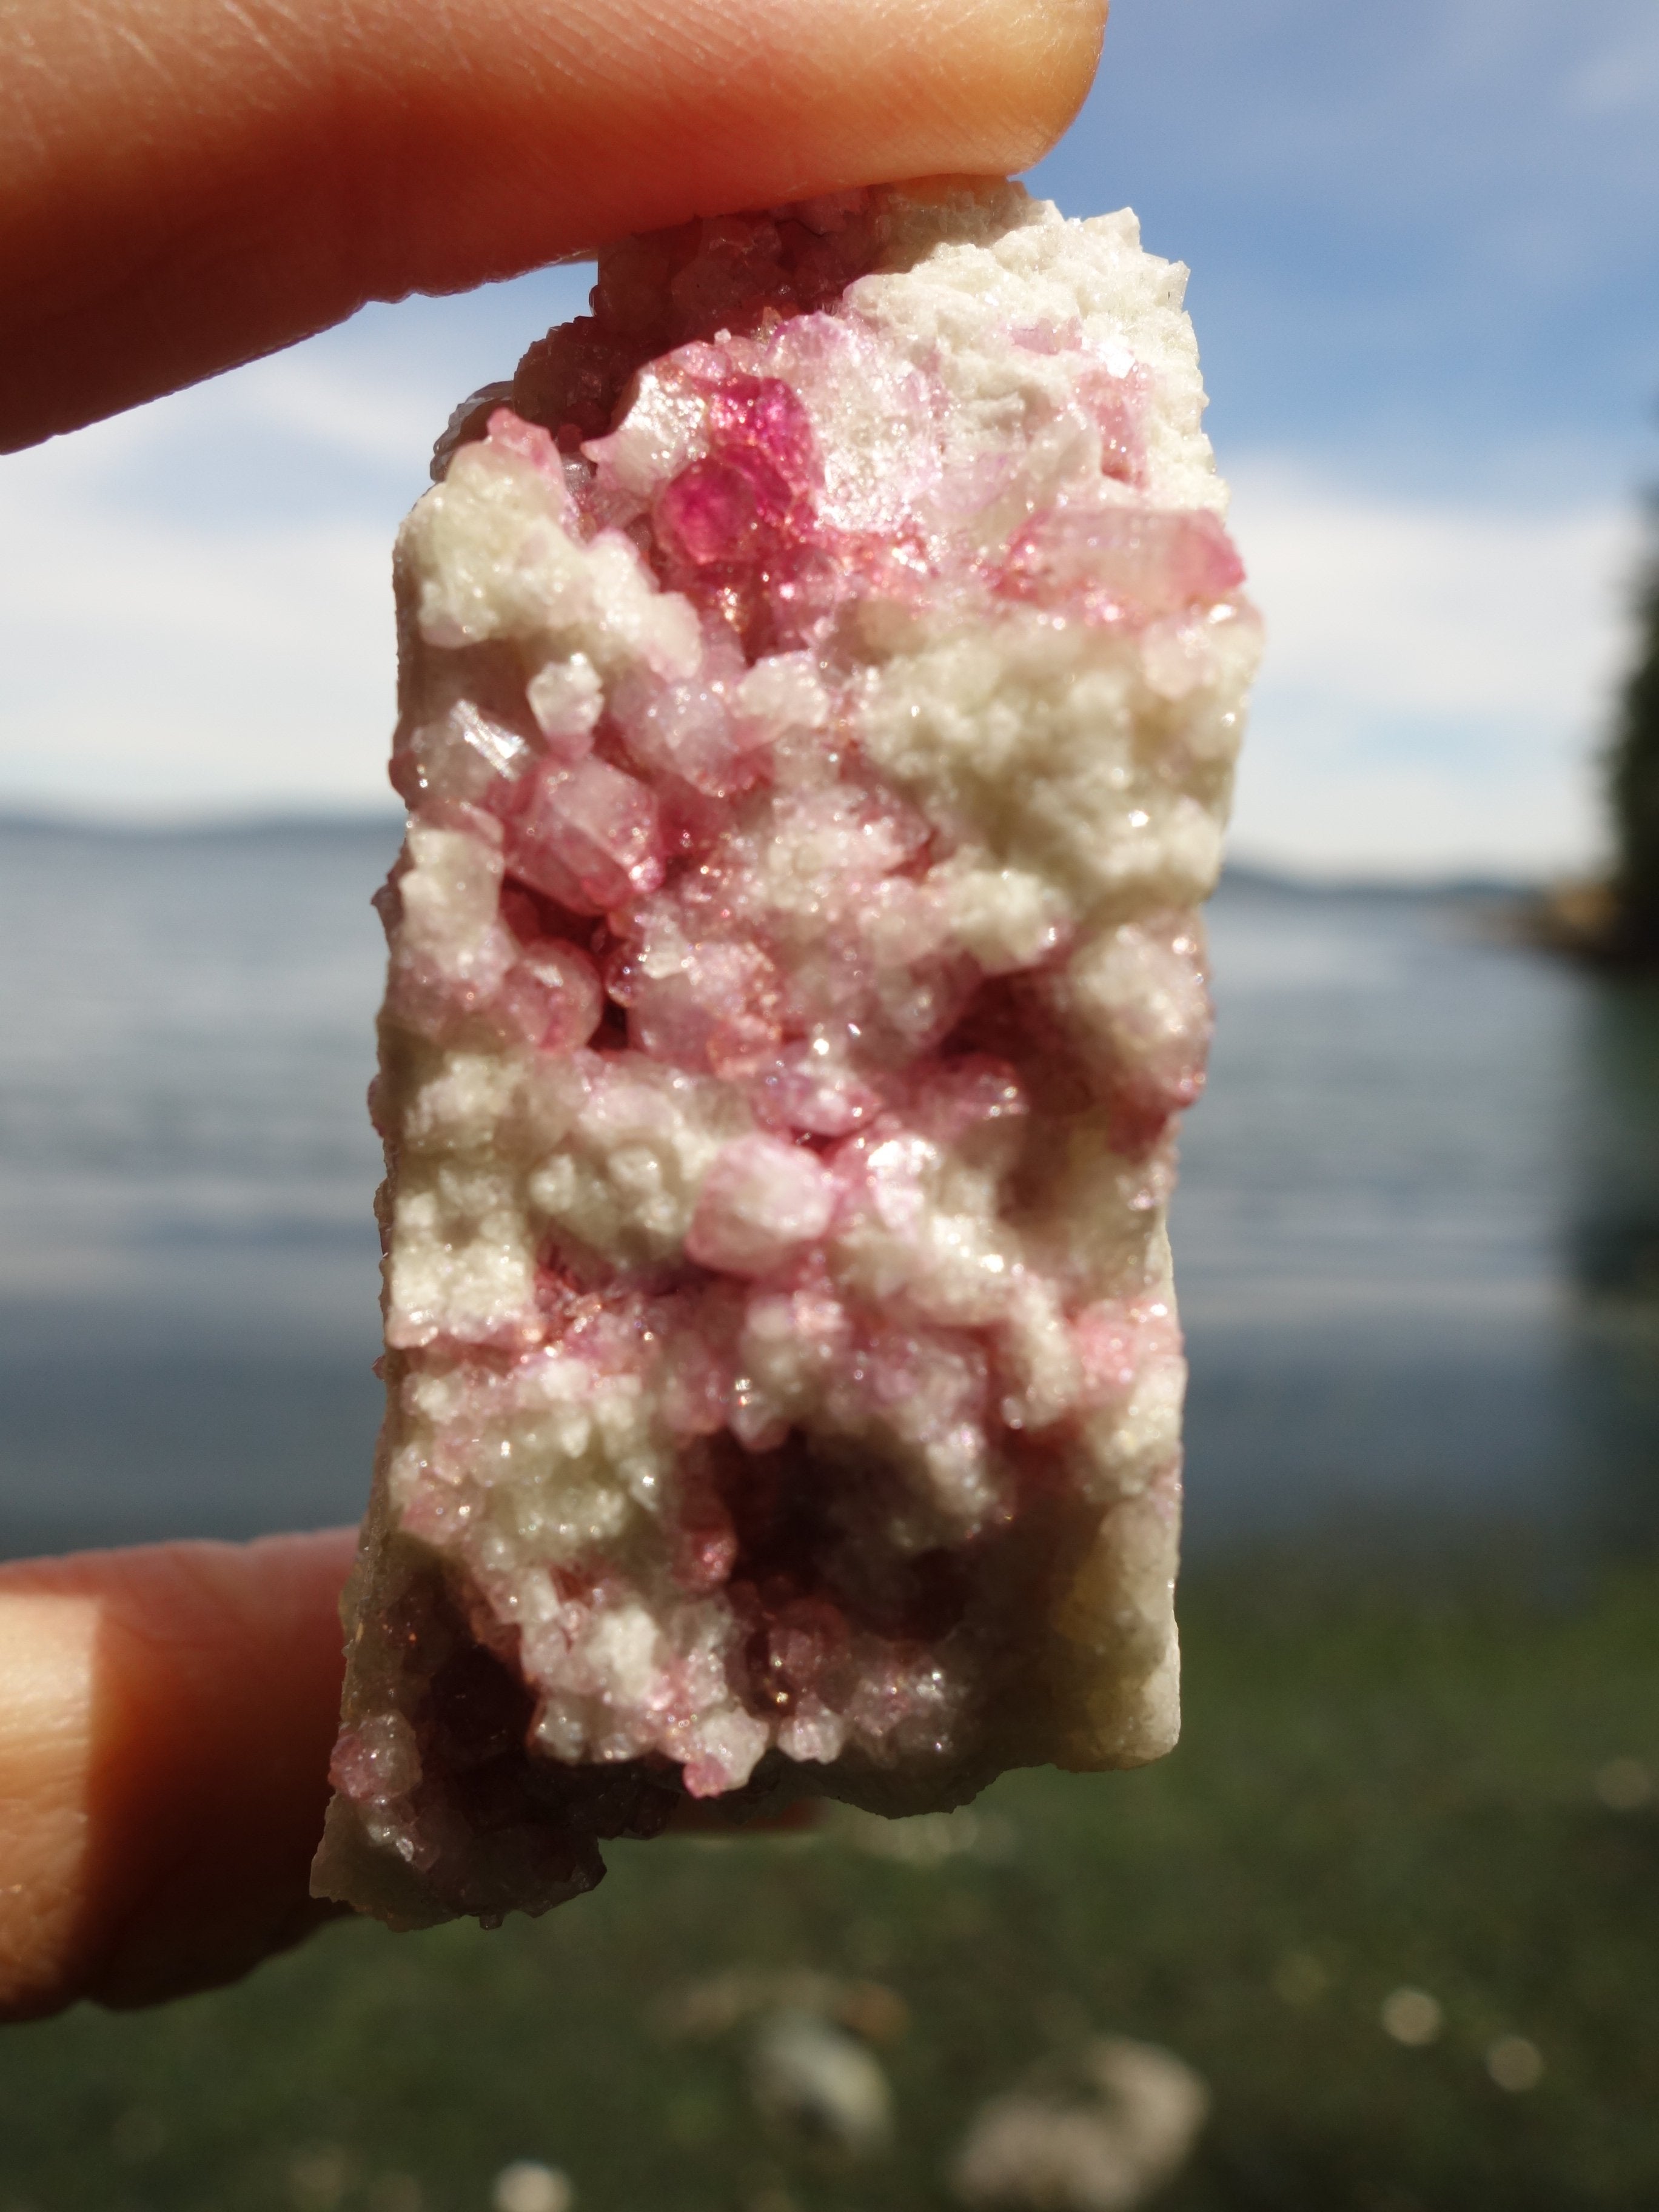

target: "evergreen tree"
[1610,503,1659,955]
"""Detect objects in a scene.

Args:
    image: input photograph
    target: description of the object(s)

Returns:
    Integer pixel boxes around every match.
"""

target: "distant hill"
[1216,859,1538,902]
[0,808,404,846]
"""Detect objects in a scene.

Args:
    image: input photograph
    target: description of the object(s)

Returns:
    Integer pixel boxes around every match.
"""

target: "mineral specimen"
[313,178,1260,1929]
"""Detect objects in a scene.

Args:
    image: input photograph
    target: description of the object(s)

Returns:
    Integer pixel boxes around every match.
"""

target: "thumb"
[0,0,1106,451]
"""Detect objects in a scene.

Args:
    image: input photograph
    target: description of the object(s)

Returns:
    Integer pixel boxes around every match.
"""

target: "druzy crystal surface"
[314,179,1260,1928]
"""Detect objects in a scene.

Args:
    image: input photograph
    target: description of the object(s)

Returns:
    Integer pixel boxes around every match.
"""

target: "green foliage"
[1610,504,1659,951]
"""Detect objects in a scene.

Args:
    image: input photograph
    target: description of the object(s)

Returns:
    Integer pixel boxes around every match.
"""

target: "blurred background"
[3,1,1659,2207]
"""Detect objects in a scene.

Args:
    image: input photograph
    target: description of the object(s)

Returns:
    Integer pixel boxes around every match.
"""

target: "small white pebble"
[1486,2036,1544,2093]
[1593,1757,1653,1811]
[1380,1989,1443,2047]
[492,2163,574,2212]
[749,2009,893,2156]
[953,2037,1209,2208]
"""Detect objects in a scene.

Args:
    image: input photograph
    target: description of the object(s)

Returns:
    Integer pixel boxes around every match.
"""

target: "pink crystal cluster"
[317,182,1259,1928]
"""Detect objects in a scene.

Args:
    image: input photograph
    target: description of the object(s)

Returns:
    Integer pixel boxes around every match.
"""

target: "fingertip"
[0,1531,359,2020]
[0,0,1110,444]
[945,0,1108,173]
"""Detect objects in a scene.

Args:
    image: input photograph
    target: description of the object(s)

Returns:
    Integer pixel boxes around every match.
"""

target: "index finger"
[0,0,1107,451]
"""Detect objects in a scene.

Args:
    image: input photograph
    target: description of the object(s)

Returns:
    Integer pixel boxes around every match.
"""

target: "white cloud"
[1225,457,1640,879]
[0,269,594,820]
[0,413,394,816]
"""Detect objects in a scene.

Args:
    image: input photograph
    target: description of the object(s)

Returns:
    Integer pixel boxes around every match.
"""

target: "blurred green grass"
[5,1553,1658,2212]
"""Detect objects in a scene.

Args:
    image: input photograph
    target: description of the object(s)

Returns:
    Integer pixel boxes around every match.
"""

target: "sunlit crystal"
[313,179,1261,1928]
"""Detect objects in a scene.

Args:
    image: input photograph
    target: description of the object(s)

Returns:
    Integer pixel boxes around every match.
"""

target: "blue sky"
[1042,0,1659,489]
[3,0,1657,874]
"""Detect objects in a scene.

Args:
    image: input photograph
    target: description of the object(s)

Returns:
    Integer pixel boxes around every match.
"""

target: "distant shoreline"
[0,808,1547,900]
[0,806,405,845]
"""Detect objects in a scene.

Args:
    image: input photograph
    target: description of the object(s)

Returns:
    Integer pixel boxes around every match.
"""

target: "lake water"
[2,817,1655,1565]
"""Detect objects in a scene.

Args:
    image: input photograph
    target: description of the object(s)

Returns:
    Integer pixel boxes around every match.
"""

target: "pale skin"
[0,0,1106,2017]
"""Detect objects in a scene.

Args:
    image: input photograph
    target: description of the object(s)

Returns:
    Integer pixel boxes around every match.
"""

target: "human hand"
[0,0,1104,2018]
[0,0,1104,453]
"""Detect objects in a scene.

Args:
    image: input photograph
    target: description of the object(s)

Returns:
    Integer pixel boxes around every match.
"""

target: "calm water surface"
[1,819,1654,1561]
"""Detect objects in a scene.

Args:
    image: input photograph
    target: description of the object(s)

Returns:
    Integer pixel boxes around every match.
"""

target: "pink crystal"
[1003,506,1245,625]
[512,758,665,913]
[493,940,605,1053]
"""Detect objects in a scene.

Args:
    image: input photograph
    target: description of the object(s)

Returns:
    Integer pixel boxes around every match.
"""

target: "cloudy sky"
[3,0,1657,877]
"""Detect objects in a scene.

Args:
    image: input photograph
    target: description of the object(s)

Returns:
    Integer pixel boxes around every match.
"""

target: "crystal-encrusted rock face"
[313,179,1261,1929]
